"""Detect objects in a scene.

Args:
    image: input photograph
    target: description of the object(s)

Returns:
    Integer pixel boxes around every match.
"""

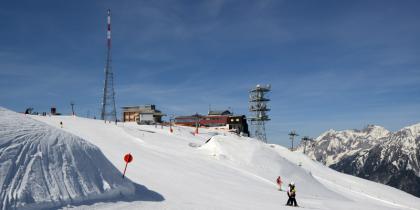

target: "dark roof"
[175,114,203,119]
[121,105,165,116]
[121,105,155,110]
[208,110,232,116]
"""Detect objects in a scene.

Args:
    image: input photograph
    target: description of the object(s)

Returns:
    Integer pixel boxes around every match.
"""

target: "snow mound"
[200,135,347,200]
[0,108,135,210]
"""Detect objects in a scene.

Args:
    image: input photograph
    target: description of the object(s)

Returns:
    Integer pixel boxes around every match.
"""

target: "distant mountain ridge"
[299,123,420,197]
[301,125,390,166]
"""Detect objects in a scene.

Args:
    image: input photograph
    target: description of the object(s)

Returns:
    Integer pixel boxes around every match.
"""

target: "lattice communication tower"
[249,84,271,142]
[100,9,117,122]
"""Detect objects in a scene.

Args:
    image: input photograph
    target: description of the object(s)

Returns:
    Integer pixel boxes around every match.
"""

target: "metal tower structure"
[301,136,314,154]
[249,84,271,142]
[101,9,117,122]
[288,130,299,151]
[70,101,75,116]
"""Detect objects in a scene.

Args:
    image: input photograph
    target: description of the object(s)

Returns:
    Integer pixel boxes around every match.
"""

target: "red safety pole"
[122,163,128,178]
[195,117,199,135]
[122,153,133,178]
[169,118,173,133]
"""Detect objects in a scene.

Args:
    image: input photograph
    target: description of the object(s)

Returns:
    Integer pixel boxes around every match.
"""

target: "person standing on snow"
[60,121,63,128]
[286,182,298,207]
[276,176,283,191]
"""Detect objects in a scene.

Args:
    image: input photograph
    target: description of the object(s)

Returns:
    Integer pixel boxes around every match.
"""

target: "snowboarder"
[276,176,283,191]
[60,121,63,128]
[286,182,298,207]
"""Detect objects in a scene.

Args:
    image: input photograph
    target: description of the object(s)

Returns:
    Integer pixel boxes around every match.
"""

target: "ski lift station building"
[121,105,165,124]
[174,110,249,135]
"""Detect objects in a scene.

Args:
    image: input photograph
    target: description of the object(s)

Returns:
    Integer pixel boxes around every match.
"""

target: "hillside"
[0,108,138,210]
[26,113,420,210]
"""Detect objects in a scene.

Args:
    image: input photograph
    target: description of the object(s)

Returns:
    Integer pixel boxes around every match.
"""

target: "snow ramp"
[0,108,138,210]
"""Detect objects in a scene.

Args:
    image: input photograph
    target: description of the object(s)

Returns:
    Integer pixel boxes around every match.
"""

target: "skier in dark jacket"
[286,182,298,207]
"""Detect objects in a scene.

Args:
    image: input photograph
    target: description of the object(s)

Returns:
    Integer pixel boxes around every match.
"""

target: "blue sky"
[1,0,419,146]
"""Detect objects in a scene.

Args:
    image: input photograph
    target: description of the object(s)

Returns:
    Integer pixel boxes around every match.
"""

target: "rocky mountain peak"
[361,125,390,140]
[305,122,420,198]
[401,123,420,137]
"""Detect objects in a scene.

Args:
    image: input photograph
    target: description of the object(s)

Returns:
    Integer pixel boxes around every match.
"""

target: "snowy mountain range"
[299,124,420,197]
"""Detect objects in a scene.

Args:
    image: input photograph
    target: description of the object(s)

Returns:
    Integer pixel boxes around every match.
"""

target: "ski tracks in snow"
[313,175,418,210]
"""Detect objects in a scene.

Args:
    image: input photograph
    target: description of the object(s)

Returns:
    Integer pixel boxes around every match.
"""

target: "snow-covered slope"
[299,125,390,166]
[26,113,420,210]
[0,108,136,210]
[199,135,346,200]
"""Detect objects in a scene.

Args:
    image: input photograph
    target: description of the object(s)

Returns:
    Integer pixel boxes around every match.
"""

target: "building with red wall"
[174,110,249,135]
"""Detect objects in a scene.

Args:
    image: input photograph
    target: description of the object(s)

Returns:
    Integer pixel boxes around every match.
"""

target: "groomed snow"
[0,108,137,210]
[22,113,420,210]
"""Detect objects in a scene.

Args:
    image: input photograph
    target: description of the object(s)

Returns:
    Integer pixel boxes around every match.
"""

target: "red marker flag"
[124,153,133,163]
[122,153,133,178]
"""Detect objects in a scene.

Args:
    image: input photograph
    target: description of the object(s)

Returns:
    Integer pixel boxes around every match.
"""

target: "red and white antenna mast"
[107,9,111,49]
[101,9,117,122]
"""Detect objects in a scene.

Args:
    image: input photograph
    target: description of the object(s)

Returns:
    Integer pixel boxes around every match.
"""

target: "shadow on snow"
[47,182,165,210]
